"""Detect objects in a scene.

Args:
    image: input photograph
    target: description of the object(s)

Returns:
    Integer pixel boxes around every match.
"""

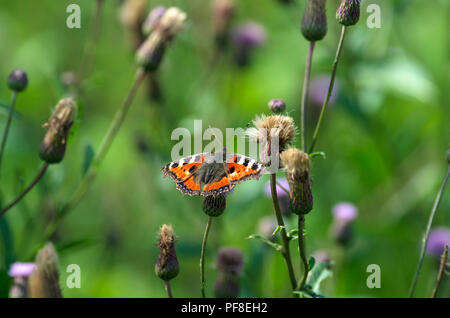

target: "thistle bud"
[268,99,286,113]
[331,202,358,246]
[28,243,62,298]
[155,224,179,281]
[214,248,243,298]
[39,98,77,164]
[8,262,36,298]
[336,0,361,26]
[7,69,28,92]
[136,7,186,71]
[212,0,235,48]
[301,0,327,42]
[426,227,450,258]
[203,195,226,217]
[280,148,313,215]
[142,6,166,36]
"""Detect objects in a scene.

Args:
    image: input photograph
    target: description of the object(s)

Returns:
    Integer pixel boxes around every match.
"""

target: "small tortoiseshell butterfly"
[162,150,264,197]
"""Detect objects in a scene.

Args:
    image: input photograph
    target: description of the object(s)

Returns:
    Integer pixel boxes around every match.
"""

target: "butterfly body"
[162,151,264,197]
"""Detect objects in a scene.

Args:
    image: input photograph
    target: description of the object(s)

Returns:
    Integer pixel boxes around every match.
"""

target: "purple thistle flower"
[268,99,286,113]
[8,262,36,278]
[310,75,340,107]
[332,202,358,222]
[264,178,289,198]
[233,22,266,48]
[426,227,450,257]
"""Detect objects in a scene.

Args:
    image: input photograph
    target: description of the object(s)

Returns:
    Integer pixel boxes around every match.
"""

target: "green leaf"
[309,152,326,159]
[272,225,284,237]
[287,228,299,241]
[307,261,333,295]
[247,234,282,252]
[82,143,95,176]
[308,256,316,271]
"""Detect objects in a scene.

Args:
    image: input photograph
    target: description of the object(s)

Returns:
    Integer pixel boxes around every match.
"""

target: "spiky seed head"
[39,98,77,164]
[336,0,361,26]
[203,195,226,217]
[247,114,296,166]
[155,224,179,281]
[7,69,28,92]
[301,0,327,42]
[28,243,62,298]
[280,148,313,215]
[268,99,286,113]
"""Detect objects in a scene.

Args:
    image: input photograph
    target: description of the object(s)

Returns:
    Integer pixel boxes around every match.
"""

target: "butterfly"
[162,150,264,197]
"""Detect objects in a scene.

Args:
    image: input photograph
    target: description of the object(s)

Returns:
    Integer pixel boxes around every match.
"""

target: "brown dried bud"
[155,225,179,281]
[39,98,77,164]
[28,243,62,298]
[280,148,313,215]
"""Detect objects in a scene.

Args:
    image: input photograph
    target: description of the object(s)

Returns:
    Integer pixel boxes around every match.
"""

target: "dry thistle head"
[136,7,187,71]
[28,243,62,298]
[336,0,361,26]
[203,195,226,217]
[155,224,179,281]
[39,98,77,164]
[247,114,296,168]
[301,0,327,42]
[212,0,235,48]
[280,148,313,215]
[7,69,28,92]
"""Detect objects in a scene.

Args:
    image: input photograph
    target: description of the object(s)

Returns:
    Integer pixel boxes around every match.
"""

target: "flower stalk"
[409,167,450,297]
[200,216,213,298]
[309,26,346,153]
[431,245,448,298]
[0,92,18,173]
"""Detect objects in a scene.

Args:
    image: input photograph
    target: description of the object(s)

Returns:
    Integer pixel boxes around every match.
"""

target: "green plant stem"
[0,92,18,174]
[297,215,309,291]
[42,68,147,240]
[0,163,49,217]
[200,216,213,298]
[270,173,298,292]
[309,26,347,154]
[300,41,315,152]
[409,167,450,297]
[431,245,448,298]
[165,280,173,298]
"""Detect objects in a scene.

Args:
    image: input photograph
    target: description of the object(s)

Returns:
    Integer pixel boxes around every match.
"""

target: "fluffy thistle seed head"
[301,0,327,42]
[268,99,286,113]
[28,243,62,298]
[136,7,186,71]
[203,195,226,217]
[247,115,296,167]
[39,98,77,164]
[336,0,361,26]
[280,148,313,215]
[7,69,28,92]
[155,224,179,281]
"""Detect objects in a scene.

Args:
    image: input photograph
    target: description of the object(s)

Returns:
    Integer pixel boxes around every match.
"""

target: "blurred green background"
[0,0,449,298]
